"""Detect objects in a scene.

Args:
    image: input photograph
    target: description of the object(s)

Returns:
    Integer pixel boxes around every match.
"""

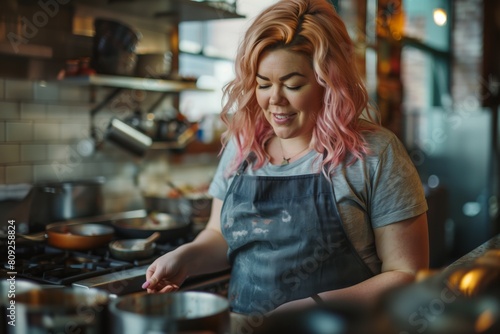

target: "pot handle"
[16,232,47,241]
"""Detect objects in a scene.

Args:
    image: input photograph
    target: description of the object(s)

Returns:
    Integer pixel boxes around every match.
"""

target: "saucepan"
[111,212,191,242]
[18,223,114,251]
[109,231,161,261]
[109,291,230,334]
[1,280,42,333]
[25,178,105,233]
[14,288,110,334]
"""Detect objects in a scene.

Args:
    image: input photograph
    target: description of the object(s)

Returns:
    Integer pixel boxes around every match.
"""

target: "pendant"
[281,157,290,165]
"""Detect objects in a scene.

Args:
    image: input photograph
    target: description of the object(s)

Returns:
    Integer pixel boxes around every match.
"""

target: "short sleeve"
[369,135,428,228]
[208,141,237,200]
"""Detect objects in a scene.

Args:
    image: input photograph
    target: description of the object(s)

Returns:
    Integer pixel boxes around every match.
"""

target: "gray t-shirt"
[209,126,428,274]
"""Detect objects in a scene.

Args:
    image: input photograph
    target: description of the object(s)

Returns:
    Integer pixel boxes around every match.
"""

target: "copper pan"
[18,223,114,251]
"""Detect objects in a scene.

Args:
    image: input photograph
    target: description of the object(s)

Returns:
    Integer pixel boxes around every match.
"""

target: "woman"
[143,0,429,317]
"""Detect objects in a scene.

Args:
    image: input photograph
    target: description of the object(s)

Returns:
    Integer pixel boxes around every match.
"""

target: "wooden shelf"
[60,74,205,92]
[81,0,245,21]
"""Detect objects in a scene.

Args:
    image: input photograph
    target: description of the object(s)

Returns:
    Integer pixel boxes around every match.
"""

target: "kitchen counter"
[444,233,500,272]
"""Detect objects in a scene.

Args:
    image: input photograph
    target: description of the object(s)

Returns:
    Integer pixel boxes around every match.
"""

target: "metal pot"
[109,291,230,334]
[111,212,190,242]
[144,195,212,223]
[92,18,141,76]
[27,178,105,232]
[1,280,41,333]
[12,288,110,334]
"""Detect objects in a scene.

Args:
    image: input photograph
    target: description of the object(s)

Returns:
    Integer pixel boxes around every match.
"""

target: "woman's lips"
[273,113,296,125]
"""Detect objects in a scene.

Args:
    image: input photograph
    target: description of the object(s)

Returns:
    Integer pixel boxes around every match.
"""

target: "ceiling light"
[433,8,447,26]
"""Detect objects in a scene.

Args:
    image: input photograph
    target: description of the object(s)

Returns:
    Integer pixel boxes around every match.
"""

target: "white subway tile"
[0,79,4,100]
[47,105,74,122]
[46,104,69,121]
[81,162,101,178]
[58,85,90,103]
[33,164,60,182]
[60,123,88,141]
[0,145,19,164]
[6,122,33,142]
[68,105,92,121]
[0,122,4,142]
[47,144,72,161]
[98,161,119,176]
[21,145,47,162]
[5,165,33,184]
[0,102,20,119]
[34,82,59,101]
[4,80,34,100]
[35,162,85,182]
[21,103,47,119]
[34,123,60,141]
[47,104,90,122]
[0,145,20,163]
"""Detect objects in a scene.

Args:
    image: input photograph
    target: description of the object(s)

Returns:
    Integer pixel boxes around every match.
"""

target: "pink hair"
[220,0,380,175]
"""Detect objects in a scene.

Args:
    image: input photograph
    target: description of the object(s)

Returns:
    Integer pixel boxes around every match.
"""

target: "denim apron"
[221,157,374,315]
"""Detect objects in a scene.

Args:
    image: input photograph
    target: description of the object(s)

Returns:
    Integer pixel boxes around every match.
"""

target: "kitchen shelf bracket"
[90,87,124,144]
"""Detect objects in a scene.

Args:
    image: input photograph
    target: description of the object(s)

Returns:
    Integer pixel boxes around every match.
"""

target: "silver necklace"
[278,139,310,165]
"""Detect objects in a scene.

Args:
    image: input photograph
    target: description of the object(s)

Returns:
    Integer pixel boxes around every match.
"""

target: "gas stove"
[10,244,133,285]
[2,210,230,297]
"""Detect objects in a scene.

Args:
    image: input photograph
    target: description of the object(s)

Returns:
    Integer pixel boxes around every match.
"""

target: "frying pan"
[109,232,161,261]
[111,212,191,242]
[18,223,114,251]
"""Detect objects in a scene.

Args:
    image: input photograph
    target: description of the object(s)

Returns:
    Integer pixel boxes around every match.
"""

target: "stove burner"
[9,246,134,285]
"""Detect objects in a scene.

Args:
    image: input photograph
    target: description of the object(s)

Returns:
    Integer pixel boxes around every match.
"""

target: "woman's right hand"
[142,198,228,293]
[142,249,189,293]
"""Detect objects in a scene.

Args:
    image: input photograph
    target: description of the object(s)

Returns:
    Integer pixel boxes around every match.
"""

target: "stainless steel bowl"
[109,291,230,334]
[13,288,110,334]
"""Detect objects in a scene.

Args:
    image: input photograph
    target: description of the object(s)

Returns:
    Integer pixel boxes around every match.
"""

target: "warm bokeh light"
[475,310,496,333]
[433,8,448,26]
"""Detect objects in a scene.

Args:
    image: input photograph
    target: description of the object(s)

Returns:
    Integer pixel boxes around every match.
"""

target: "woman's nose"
[269,87,285,105]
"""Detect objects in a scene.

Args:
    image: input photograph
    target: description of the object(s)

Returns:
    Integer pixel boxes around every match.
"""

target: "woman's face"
[255,49,324,140]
